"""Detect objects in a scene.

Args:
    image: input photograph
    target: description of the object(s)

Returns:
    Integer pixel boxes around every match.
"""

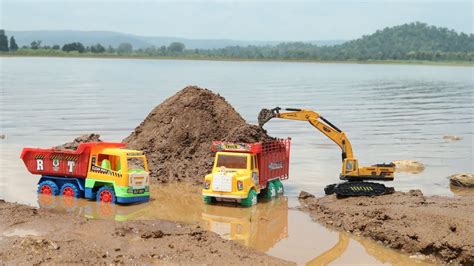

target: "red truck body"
[256,139,291,188]
[20,142,125,178]
[211,138,291,188]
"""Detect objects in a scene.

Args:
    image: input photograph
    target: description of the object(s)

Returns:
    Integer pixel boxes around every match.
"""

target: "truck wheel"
[241,189,257,207]
[60,183,80,198]
[203,196,214,204]
[38,180,59,195]
[273,180,284,195]
[265,182,277,200]
[96,186,116,204]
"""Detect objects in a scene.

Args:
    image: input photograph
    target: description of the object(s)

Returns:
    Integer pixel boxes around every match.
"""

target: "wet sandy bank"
[0,200,291,265]
[298,190,474,264]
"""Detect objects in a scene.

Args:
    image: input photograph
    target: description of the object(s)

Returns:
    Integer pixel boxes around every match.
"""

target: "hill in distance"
[334,22,474,59]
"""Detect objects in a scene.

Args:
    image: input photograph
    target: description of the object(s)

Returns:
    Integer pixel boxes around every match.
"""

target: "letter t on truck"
[202,138,291,207]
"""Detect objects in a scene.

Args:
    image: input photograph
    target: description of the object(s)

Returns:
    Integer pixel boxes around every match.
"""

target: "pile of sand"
[124,86,273,184]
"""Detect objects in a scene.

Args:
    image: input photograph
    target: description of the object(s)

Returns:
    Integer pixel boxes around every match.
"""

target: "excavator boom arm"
[259,107,354,161]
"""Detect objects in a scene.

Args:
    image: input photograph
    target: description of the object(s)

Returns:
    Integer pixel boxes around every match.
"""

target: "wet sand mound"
[392,160,425,174]
[449,173,474,187]
[124,86,272,184]
[298,191,474,264]
[443,135,462,141]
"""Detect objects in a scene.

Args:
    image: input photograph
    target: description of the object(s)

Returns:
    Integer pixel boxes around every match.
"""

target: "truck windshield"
[216,154,247,169]
[127,156,146,173]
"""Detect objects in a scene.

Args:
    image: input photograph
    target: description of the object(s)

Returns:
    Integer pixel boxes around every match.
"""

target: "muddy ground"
[298,190,474,264]
[0,200,291,265]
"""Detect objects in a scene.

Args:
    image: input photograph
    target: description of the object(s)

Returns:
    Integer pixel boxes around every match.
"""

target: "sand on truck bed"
[124,86,273,184]
[54,133,102,150]
[0,200,291,265]
[298,190,474,264]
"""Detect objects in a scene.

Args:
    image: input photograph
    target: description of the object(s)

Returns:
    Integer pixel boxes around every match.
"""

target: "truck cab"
[85,146,150,204]
[202,139,290,207]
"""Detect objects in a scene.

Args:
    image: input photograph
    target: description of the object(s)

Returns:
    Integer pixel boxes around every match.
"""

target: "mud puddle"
[34,183,430,265]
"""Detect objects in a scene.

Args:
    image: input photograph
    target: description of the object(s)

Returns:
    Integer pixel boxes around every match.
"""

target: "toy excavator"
[258,107,395,197]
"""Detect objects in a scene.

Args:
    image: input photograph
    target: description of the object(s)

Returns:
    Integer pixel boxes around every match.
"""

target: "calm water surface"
[0,57,472,264]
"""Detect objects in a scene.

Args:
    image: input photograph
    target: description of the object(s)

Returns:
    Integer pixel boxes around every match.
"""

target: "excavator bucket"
[258,108,276,127]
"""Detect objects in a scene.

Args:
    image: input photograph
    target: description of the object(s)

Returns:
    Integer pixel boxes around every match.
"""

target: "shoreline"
[1,53,473,67]
[298,190,474,264]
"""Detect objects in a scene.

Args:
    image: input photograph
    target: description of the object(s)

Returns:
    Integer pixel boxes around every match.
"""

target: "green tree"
[168,42,185,53]
[90,43,106,53]
[9,36,18,51]
[62,42,85,53]
[117,42,133,55]
[0,30,9,51]
[30,40,42,50]
[107,45,115,53]
[52,44,60,50]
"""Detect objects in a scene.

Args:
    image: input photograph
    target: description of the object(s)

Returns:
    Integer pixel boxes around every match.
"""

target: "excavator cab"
[342,158,358,177]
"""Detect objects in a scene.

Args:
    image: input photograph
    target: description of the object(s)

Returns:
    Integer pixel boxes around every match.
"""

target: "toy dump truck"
[20,142,150,204]
[202,139,291,207]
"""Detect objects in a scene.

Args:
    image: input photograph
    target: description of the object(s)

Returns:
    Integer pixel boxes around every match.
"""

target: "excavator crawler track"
[325,182,394,197]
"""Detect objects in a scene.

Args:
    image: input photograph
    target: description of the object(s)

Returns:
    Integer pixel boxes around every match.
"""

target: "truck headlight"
[237,180,243,191]
[204,181,210,189]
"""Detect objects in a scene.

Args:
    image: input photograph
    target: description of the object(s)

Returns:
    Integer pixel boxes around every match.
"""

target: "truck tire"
[265,182,277,200]
[273,180,284,195]
[38,180,59,195]
[96,186,116,204]
[60,183,80,198]
[241,189,257,207]
[203,196,215,204]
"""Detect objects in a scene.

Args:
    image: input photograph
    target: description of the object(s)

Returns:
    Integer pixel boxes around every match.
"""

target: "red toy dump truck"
[21,142,150,204]
[202,138,291,207]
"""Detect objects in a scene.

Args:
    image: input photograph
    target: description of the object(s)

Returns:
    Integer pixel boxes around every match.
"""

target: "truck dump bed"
[257,139,291,187]
[20,142,125,178]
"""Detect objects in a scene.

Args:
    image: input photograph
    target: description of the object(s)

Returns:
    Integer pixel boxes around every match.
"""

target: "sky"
[0,0,472,41]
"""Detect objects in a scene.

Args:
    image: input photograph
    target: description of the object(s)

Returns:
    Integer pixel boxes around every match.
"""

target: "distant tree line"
[1,23,473,62]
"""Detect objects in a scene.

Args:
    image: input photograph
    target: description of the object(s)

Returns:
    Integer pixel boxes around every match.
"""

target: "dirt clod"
[298,191,315,200]
[299,191,474,264]
[124,86,273,184]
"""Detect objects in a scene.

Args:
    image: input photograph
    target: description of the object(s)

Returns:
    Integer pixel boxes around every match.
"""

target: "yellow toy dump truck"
[202,139,291,207]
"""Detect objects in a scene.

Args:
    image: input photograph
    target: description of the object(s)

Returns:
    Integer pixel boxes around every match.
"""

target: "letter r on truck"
[36,159,43,170]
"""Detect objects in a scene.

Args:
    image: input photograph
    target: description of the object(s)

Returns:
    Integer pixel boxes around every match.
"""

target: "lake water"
[0,57,472,264]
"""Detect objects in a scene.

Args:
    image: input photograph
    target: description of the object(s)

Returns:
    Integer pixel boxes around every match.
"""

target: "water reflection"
[449,184,474,197]
[308,232,432,266]
[201,197,288,252]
